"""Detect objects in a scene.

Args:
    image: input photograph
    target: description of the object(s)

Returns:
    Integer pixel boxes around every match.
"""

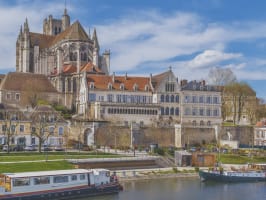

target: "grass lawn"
[0,152,121,162]
[0,161,75,173]
[220,154,266,164]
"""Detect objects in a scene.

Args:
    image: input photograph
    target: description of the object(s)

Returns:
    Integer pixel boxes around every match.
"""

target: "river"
[79,177,266,200]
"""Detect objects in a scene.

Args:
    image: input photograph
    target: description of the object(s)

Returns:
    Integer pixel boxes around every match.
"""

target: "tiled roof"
[29,21,89,49]
[87,74,151,92]
[0,72,58,93]
[50,21,89,46]
[63,64,77,74]
[151,70,172,90]
[80,62,104,74]
[29,32,55,49]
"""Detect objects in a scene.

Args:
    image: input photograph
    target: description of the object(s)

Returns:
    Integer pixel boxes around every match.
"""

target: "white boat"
[0,168,122,200]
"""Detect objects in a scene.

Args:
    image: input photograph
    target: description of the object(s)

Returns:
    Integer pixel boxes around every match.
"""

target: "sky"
[1,0,266,99]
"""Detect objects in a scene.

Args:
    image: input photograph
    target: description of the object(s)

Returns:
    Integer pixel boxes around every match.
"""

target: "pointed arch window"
[161,95,164,102]
[89,82,94,89]
[120,83,125,91]
[108,83,112,90]
[133,83,138,91]
[145,84,149,91]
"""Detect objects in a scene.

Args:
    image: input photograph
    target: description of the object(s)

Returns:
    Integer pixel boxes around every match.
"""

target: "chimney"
[125,72,127,80]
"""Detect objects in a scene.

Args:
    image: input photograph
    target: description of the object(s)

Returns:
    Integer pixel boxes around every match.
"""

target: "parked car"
[54,146,65,151]
[24,145,37,151]
[2,145,24,152]
[41,145,52,152]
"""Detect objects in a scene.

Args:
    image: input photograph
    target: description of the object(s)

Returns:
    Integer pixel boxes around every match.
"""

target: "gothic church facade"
[16,9,110,109]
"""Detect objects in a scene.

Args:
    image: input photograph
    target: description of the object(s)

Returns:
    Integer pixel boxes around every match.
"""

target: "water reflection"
[78,177,266,200]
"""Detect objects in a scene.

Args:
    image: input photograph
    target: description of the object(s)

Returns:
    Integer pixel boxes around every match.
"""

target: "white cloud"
[185,50,242,69]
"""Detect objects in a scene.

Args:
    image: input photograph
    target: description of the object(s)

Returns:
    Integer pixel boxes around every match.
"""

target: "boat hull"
[0,183,122,200]
[199,170,266,182]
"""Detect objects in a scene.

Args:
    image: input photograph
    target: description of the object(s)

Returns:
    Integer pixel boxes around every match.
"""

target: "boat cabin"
[0,168,112,195]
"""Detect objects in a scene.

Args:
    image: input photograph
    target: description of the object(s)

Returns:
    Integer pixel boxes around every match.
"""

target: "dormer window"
[133,83,138,91]
[108,82,112,90]
[120,83,125,91]
[145,84,149,91]
[89,82,94,89]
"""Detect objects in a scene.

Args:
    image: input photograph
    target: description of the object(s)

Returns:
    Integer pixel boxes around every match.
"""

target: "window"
[161,95,165,103]
[192,120,196,126]
[206,109,211,116]
[89,93,96,101]
[200,120,204,126]
[170,107,174,115]
[165,83,175,92]
[206,96,211,103]
[213,109,219,116]
[192,96,197,103]
[133,83,138,91]
[2,125,7,132]
[11,125,16,132]
[20,125,24,133]
[175,95,179,103]
[207,121,211,126]
[108,83,112,90]
[199,96,204,103]
[165,107,169,115]
[192,108,197,116]
[34,177,50,185]
[49,126,55,134]
[107,94,113,102]
[53,176,68,183]
[58,127,64,136]
[13,178,30,187]
[71,175,77,181]
[161,107,164,115]
[80,174,85,180]
[165,95,169,102]
[199,108,204,116]
[175,108,179,116]
[89,82,94,89]
[171,95,175,102]
[15,93,20,101]
[145,84,149,91]
[120,84,125,90]
[6,93,11,100]
[213,96,219,104]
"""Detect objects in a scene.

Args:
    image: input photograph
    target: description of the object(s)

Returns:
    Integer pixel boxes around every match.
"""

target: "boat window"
[53,176,68,183]
[34,177,50,185]
[80,174,85,180]
[71,175,77,181]
[13,178,30,187]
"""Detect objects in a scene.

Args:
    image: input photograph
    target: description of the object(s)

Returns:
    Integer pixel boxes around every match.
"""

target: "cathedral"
[16,9,110,109]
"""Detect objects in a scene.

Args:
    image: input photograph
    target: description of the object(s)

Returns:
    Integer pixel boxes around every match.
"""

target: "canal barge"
[0,168,122,200]
[199,164,266,182]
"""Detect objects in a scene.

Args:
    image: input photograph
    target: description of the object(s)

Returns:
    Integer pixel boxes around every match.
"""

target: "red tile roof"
[63,64,77,74]
[80,62,104,74]
[87,74,151,92]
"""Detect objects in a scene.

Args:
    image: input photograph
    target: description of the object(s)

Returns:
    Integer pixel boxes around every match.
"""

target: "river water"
[79,177,266,200]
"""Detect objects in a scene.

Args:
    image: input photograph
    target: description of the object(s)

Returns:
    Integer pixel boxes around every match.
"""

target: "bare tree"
[223,82,256,125]
[208,67,237,86]
[30,106,60,152]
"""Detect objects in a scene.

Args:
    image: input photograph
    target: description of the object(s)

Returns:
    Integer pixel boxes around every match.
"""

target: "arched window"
[171,95,175,102]
[83,53,87,61]
[73,52,77,61]
[108,83,112,90]
[70,52,74,61]
[161,107,164,115]
[54,27,58,35]
[161,95,164,102]
[175,95,179,103]
[170,107,174,115]
[165,107,169,115]
[165,95,169,102]
[120,84,125,90]
[175,108,179,116]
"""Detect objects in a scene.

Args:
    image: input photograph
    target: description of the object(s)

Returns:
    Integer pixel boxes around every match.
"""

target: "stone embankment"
[113,167,199,182]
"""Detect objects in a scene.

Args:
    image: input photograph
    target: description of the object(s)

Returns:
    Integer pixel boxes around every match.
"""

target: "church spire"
[92,28,100,50]
[24,18,29,33]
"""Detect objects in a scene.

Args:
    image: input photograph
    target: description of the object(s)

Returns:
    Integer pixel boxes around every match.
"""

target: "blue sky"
[1,0,266,99]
